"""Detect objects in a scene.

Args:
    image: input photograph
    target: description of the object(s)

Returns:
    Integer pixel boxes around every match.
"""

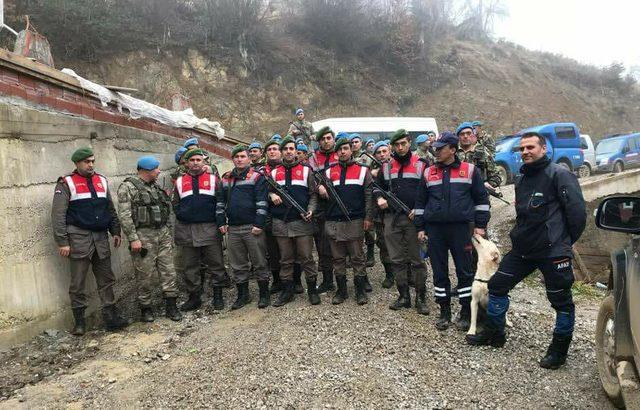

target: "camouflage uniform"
[287,120,315,147]
[478,131,496,155]
[117,176,179,307]
[457,144,502,188]
[416,147,436,164]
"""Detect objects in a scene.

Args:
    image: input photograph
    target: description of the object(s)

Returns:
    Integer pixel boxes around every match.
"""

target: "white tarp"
[61,68,225,138]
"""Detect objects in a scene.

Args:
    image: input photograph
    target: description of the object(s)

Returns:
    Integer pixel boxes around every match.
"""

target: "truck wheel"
[496,164,508,186]
[595,294,625,407]
[578,164,591,178]
[613,161,624,173]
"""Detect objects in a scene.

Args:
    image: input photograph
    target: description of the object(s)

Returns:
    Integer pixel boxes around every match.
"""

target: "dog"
[467,233,505,336]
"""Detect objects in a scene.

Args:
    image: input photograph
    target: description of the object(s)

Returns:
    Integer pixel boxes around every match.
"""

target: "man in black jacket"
[467,132,586,370]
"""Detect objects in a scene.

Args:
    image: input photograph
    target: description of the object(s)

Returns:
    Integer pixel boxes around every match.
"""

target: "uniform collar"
[436,157,461,169]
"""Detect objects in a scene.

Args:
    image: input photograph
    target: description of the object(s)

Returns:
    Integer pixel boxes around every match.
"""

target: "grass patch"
[571,281,605,300]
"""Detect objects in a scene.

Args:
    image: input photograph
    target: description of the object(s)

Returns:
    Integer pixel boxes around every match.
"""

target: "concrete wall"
[0,101,232,349]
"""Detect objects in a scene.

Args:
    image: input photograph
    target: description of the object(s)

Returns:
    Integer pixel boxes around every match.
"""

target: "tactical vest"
[310,150,338,171]
[270,163,311,221]
[325,162,367,221]
[124,177,171,228]
[382,153,426,210]
[63,172,112,231]
[175,173,219,224]
[221,168,265,226]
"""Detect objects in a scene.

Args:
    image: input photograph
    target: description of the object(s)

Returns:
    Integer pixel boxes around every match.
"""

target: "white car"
[579,134,596,177]
[312,117,439,143]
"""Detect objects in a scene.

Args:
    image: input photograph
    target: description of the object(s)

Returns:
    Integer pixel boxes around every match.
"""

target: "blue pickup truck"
[494,122,585,185]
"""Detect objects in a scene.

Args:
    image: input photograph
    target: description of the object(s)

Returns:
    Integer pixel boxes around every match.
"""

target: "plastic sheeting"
[61,68,225,138]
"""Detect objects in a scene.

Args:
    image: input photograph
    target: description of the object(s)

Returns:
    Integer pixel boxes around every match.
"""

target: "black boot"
[366,244,375,267]
[466,326,506,347]
[164,298,182,321]
[71,307,86,336]
[415,288,430,316]
[231,282,250,310]
[456,304,471,331]
[354,276,369,305]
[435,303,452,331]
[258,280,270,309]
[381,264,394,289]
[180,293,202,311]
[293,264,304,294]
[408,264,415,288]
[363,275,373,293]
[270,269,283,294]
[273,280,295,307]
[141,305,155,322]
[102,305,129,331]
[317,269,335,294]
[332,275,349,305]
[540,333,572,369]
[212,287,224,310]
[306,278,321,305]
[389,285,411,310]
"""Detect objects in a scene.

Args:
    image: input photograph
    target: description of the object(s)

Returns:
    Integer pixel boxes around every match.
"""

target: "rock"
[44,329,59,338]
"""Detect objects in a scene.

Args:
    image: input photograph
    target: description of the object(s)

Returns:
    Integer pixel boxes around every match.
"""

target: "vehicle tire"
[595,294,625,408]
[578,164,591,178]
[613,161,624,173]
[496,164,509,186]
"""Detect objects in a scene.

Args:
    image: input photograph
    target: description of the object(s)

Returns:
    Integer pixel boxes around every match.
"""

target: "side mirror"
[581,142,588,150]
[595,196,640,234]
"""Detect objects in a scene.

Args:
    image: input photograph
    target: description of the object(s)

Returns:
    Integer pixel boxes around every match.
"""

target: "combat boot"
[435,303,452,331]
[456,304,471,331]
[389,285,411,310]
[317,269,335,294]
[354,276,369,305]
[257,280,270,309]
[408,264,415,288]
[363,275,373,293]
[71,307,86,336]
[273,280,295,307]
[164,298,182,321]
[415,288,430,316]
[466,327,506,348]
[140,305,155,322]
[231,282,250,310]
[306,278,321,305]
[102,305,129,331]
[180,293,202,311]
[381,263,394,289]
[293,264,304,294]
[332,275,349,305]
[540,333,572,370]
[212,286,224,310]
[366,244,375,267]
[270,269,283,294]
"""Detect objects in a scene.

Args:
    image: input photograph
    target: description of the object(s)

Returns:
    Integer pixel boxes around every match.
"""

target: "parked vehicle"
[494,122,585,185]
[595,133,640,173]
[311,117,439,145]
[578,134,595,178]
[594,196,640,408]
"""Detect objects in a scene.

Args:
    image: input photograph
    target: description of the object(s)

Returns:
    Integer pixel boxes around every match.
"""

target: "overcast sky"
[493,0,639,69]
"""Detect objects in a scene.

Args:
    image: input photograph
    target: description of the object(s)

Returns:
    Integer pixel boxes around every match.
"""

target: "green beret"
[334,137,351,152]
[389,129,409,145]
[231,144,248,157]
[315,126,334,140]
[71,147,94,163]
[264,139,280,150]
[279,136,296,149]
[183,148,205,161]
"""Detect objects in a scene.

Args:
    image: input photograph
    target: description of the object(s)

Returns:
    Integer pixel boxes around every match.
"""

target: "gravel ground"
[0,178,615,409]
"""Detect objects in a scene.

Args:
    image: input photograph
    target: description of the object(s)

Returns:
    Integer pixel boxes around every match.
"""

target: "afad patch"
[554,259,571,269]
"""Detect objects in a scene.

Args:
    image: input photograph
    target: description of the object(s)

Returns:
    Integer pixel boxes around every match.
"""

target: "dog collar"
[474,278,489,283]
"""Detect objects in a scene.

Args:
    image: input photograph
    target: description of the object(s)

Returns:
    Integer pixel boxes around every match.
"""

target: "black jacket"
[510,157,586,259]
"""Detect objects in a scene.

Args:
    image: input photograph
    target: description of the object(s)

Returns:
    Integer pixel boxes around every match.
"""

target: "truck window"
[554,126,576,139]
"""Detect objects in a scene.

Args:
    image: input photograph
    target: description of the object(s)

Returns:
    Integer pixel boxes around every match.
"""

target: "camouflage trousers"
[131,226,179,306]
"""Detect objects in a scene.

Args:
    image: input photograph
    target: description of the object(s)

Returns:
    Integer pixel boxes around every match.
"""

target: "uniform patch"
[459,170,466,177]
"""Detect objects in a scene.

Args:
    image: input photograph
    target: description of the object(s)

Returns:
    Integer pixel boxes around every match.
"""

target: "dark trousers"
[276,235,317,281]
[182,243,226,294]
[69,254,116,309]
[426,222,474,306]
[313,216,333,273]
[384,214,426,289]
[489,251,575,335]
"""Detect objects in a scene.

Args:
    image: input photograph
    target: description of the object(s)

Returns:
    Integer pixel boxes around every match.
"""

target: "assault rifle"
[485,185,510,205]
[371,181,412,215]
[289,121,311,140]
[312,168,352,221]
[360,152,382,168]
[259,171,308,216]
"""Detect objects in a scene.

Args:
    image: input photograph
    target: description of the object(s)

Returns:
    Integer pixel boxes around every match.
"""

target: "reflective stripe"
[458,292,472,298]
[414,209,424,215]
[426,179,442,187]
[96,176,108,198]
[257,209,268,215]
[450,177,473,184]
[475,204,490,211]
[433,286,446,292]
[256,201,268,207]
[434,292,447,297]
[400,171,421,179]
[457,286,472,293]
[496,270,514,277]
[344,166,367,185]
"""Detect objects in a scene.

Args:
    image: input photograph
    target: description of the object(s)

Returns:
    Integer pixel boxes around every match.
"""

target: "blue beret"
[336,131,350,140]
[349,133,361,141]
[295,137,304,144]
[297,144,308,152]
[183,137,199,148]
[471,120,483,127]
[137,155,160,171]
[415,134,428,144]
[456,122,474,136]
[175,147,187,164]
[271,133,282,141]
[373,141,388,153]
[365,138,375,146]
[295,108,304,115]
[433,132,458,148]
[249,142,263,150]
